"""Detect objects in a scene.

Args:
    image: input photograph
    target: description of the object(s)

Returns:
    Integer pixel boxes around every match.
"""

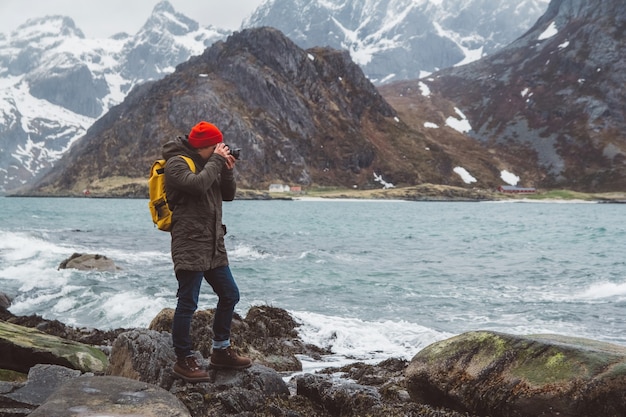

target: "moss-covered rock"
[0,368,27,383]
[406,331,626,417]
[0,321,108,374]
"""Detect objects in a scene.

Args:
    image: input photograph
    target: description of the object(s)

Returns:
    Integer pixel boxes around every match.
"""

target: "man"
[163,121,251,382]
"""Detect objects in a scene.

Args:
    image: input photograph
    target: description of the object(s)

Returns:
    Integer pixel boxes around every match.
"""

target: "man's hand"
[215,143,236,169]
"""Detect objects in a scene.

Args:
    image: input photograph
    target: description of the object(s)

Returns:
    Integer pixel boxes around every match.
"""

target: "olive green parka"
[162,137,236,272]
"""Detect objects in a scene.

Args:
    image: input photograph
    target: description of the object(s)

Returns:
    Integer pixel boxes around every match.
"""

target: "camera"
[226,145,241,160]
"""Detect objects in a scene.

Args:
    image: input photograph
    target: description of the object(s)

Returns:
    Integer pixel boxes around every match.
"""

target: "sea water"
[1,196,625,368]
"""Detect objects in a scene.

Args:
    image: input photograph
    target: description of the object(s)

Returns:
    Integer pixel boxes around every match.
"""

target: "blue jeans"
[172,266,240,359]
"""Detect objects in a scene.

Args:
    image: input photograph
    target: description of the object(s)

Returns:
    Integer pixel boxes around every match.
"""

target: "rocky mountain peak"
[28,27,467,196]
[197,27,395,121]
[119,1,228,83]
[11,15,85,43]
[141,1,200,36]
[1,16,86,76]
[245,0,550,84]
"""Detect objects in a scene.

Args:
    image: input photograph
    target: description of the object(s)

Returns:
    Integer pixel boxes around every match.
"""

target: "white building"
[269,184,290,193]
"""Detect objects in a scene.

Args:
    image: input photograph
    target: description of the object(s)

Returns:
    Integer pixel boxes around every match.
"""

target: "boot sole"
[172,369,211,382]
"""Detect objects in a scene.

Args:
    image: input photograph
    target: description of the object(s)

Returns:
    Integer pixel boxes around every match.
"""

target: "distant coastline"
[5,184,626,203]
[264,186,626,204]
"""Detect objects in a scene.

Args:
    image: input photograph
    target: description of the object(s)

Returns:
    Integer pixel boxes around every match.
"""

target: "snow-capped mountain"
[0,0,550,193]
[380,0,626,191]
[245,0,550,84]
[0,1,228,193]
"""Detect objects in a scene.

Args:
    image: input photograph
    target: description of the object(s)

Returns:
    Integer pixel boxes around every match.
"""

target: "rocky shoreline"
[2,288,626,417]
[0,297,466,417]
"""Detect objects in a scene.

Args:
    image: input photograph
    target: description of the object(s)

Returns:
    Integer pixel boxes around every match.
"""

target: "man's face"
[197,145,217,160]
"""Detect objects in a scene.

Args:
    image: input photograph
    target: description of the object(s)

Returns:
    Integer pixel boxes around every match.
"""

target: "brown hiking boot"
[210,346,252,370]
[172,355,210,382]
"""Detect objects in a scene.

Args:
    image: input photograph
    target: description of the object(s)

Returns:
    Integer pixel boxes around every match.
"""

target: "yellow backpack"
[148,155,196,231]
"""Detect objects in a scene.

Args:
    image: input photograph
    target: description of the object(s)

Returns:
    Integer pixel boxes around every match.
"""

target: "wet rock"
[406,331,626,417]
[319,358,411,404]
[171,364,290,417]
[29,375,190,417]
[242,305,315,371]
[58,252,120,271]
[0,321,108,374]
[106,329,176,387]
[6,313,126,348]
[295,373,382,415]
[1,364,81,415]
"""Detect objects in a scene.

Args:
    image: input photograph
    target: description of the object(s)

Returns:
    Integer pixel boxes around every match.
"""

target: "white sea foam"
[0,232,102,293]
[0,231,69,263]
[576,282,626,300]
[229,243,275,260]
[291,311,453,363]
[99,291,170,328]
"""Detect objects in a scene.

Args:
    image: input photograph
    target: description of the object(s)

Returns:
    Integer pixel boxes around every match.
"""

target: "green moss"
[470,332,508,356]
[0,321,108,373]
[546,352,565,368]
[521,189,595,200]
[510,348,580,385]
[0,368,28,382]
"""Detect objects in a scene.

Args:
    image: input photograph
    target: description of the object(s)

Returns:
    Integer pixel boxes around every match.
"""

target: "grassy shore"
[254,185,626,203]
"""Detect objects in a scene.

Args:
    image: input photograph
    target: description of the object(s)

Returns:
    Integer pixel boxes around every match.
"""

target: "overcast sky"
[0,0,265,38]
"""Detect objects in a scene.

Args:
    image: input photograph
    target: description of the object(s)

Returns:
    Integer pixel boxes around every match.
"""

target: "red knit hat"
[188,121,223,148]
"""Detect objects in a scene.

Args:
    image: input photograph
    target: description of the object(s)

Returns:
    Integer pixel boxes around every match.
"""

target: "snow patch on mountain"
[538,21,558,40]
[454,167,477,184]
[501,170,520,186]
[446,108,472,134]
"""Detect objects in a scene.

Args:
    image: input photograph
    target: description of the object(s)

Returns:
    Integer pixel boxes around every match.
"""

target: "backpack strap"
[179,155,197,173]
[166,155,198,210]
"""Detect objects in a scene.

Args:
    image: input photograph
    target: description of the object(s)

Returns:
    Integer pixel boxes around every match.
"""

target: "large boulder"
[406,331,626,417]
[106,329,177,387]
[242,305,309,371]
[29,375,190,417]
[0,321,108,374]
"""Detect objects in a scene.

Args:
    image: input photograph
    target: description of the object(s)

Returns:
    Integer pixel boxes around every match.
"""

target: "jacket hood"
[162,137,200,163]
